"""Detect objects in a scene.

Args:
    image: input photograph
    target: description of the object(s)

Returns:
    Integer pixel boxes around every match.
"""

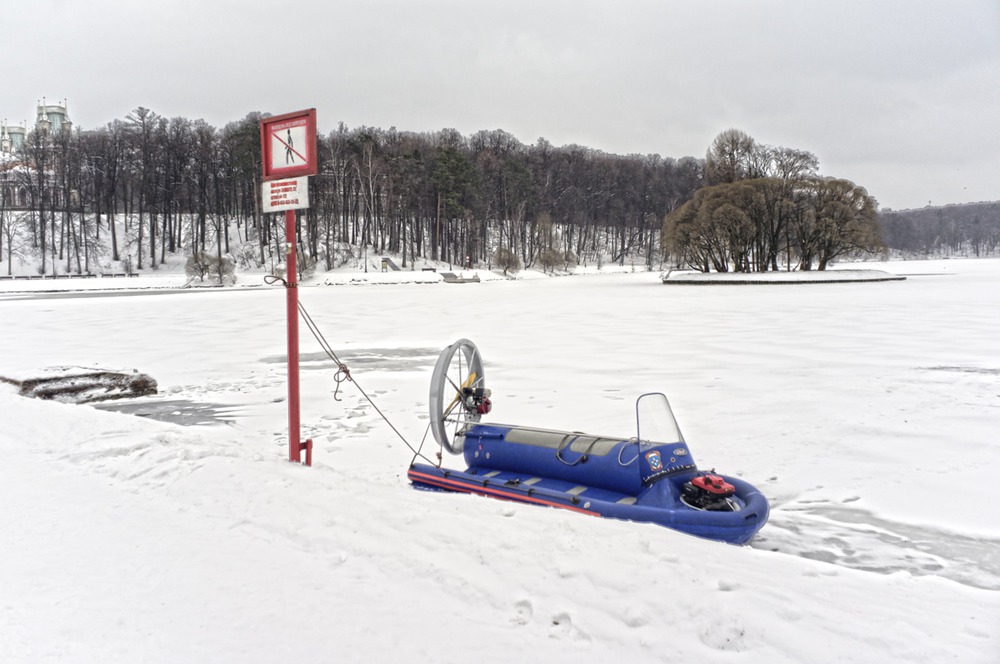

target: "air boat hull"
[408,462,769,545]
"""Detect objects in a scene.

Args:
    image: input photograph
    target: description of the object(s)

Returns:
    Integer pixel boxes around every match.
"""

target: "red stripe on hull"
[408,469,599,516]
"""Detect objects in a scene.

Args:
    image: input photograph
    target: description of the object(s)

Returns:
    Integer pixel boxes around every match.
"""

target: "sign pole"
[285,208,302,464]
[260,109,317,467]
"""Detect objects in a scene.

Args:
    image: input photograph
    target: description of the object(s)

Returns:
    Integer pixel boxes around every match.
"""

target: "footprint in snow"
[699,616,747,652]
[549,612,590,642]
[549,612,572,638]
[510,599,533,626]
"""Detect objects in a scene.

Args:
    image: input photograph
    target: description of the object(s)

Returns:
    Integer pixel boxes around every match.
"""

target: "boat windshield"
[635,392,684,445]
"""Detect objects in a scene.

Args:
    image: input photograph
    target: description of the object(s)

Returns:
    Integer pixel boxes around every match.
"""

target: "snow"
[662,268,905,283]
[1,257,998,662]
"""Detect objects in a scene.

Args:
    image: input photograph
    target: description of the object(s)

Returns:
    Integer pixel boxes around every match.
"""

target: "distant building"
[1,98,73,155]
[1,99,74,210]
[1,125,26,154]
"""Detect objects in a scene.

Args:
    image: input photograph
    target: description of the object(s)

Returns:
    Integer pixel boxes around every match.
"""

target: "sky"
[4,0,998,211]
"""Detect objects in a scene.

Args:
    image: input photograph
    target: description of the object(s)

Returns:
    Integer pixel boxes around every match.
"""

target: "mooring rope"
[265,274,447,467]
[299,300,440,463]
[264,274,441,466]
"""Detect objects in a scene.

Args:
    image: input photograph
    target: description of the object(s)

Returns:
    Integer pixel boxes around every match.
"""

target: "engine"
[681,473,739,511]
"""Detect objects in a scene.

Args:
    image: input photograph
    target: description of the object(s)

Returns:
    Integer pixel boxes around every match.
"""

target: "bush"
[493,247,522,275]
[233,243,263,269]
[538,249,563,273]
[538,249,577,273]
[186,252,236,285]
[297,252,317,281]
[185,252,213,282]
[215,255,236,285]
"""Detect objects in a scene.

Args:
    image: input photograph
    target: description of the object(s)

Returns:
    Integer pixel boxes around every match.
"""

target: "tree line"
[662,129,882,272]
[4,111,985,279]
[0,108,706,276]
[879,202,1000,257]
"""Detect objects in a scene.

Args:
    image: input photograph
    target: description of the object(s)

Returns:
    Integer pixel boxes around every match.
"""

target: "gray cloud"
[6,0,998,210]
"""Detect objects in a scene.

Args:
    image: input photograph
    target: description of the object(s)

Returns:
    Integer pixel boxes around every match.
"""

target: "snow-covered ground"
[1,258,997,662]
[662,268,905,283]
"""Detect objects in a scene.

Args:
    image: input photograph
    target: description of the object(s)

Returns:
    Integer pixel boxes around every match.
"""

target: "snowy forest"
[0,108,701,277]
[1,109,997,278]
[879,201,1000,257]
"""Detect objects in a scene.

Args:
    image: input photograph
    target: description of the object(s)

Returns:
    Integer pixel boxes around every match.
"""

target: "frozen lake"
[2,258,998,662]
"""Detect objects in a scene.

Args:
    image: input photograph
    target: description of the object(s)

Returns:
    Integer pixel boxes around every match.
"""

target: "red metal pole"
[285,208,302,463]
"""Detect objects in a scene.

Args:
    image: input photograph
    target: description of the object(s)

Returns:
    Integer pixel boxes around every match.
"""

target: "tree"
[771,146,819,182]
[191,120,217,254]
[705,129,761,185]
[538,248,564,273]
[493,246,522,275]
[0,165,11,272]
[125,106,161,269]
[665,177,881,272]
[351,130,382,272]
[185,251,213,281]
[663,186,736,272]
[0,176,26,274]
[91,121,127,262]
[185,251,235,285]
[431,139,479,266]
[793,178,881,270]
[667,129,881,272]
[16,127,51,274]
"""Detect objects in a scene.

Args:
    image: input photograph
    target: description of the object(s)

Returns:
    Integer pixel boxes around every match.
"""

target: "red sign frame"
[260,108,318,181]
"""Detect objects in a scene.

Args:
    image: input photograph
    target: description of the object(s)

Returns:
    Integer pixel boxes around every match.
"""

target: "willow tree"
[664,177,881,272]
[790,178,881,270]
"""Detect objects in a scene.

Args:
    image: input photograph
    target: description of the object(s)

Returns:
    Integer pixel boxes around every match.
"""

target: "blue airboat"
[408,340,769,544]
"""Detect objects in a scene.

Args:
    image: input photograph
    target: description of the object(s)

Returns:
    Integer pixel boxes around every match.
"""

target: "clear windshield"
[635,392,684,445]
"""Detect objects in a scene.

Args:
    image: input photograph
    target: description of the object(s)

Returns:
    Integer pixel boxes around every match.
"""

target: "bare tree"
[125,107,161,269]
[705,128,760,185]
[18,128,53,274]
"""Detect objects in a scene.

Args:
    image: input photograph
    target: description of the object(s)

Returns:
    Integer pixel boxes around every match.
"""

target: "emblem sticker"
[646,450,663,472]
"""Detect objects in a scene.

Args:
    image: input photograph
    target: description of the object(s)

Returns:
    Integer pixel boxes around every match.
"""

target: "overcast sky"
[5,0,998,210]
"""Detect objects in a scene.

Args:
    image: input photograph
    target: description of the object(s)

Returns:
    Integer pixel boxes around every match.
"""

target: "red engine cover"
[691,473,735,495]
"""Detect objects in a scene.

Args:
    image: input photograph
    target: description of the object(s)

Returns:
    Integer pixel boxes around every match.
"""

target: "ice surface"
[1,258,998,662]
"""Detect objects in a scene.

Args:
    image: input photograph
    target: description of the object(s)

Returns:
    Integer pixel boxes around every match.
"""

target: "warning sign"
[263,176,310,212]
[260,109,317,181]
